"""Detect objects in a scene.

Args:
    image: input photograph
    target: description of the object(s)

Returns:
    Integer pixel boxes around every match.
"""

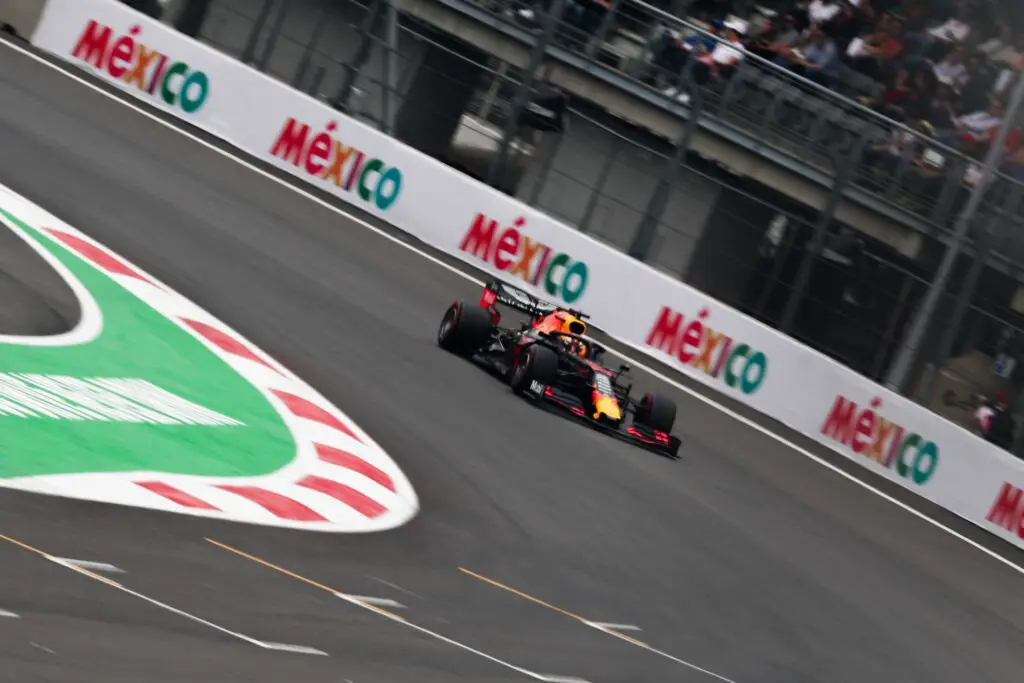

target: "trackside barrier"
[31,0,1024,550]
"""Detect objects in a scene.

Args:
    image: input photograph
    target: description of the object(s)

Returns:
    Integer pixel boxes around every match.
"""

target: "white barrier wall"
[32,0,1024,550]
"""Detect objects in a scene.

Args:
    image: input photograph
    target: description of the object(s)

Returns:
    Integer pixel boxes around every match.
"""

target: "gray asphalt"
[0,37,1022,683]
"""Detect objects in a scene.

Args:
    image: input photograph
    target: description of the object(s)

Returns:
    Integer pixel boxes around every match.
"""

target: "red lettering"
[493,229,520,270]
[986,483,1024,537]
[107,35,134,79]
[72,20,112,69]
[645,307,684,358]
[820,395,858,446]
[678,319,703,364]
[305,132,332,176]
[851,409,875,454]
[270,118,310,166]
[459,214,498,261]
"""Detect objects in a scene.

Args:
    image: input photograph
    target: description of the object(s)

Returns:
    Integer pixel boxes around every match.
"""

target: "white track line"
[50,557,123,573]
[583,621,641,631]
[261,642,329,656]
[334,592,586,682]
[42,556,323,655]
[0,609,19,618]
[4,39,1022,576]
[587,622,735,683]
[337,593,405,608]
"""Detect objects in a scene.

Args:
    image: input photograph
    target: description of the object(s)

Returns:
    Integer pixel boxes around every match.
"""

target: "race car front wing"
[524,381,681,459]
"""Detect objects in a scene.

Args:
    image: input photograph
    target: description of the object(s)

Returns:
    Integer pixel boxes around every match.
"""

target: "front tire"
[509,344,559,395]
[438,301,492,357]
[634,391,676,433]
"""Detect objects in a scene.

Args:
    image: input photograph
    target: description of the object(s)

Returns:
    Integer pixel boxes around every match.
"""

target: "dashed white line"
[331,590,586,682]
[337,593,406,609]
[50,557,123,573]
[38,555,325,656]
[261,642,329,656]
[0,609,19,618]
[30,642,55,655]
[583,621,642,632]
[461,568,736,683]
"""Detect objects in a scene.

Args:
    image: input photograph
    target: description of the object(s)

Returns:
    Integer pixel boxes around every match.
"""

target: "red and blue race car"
[437,280,681,459]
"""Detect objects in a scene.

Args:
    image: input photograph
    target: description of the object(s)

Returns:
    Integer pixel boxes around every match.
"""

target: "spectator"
[845,15,905,81]
[980,392,1016,451]
[828,2,868,52]
[953,96,1007,161]
[657,19,746,102]
[777,24,840,85]
[877,62,937,120]
[933,44,968,88]
[990,35,1024,96]
[1001,142,1024,183]
[764,12,805,55]
[807,0,844,27]
[926,2,972,45]
[927,85,959,140]
[978,25,1012,62]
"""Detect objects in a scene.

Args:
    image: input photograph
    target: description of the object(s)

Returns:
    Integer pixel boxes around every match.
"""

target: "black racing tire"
[509,344,559,395]
[634,391,676,433]
[438,301,492,357]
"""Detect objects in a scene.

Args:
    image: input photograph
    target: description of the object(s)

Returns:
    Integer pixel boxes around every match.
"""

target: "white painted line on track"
[261,642,329,656]
[50,557,123,573]
[30,642,56,655]
[0,609,20,618]
[587,621,737,682]
[333,591,582,681]
[583,621,641,632]
[461,568,737,683]
[337,593,405,608]
[208,542,587,683]
[5,38,1021,576]
[39,555,324,656]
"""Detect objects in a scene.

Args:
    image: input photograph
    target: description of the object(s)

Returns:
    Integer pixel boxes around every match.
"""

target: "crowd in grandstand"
[645,0,1024,191]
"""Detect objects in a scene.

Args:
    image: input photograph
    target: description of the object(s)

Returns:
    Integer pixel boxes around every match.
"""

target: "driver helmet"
[559,314,588,357]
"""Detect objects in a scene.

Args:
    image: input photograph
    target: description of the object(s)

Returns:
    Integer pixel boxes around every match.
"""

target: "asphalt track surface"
[0,38,1022,683]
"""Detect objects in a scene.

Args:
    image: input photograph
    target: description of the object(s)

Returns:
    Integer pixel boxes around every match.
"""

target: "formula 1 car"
[437,280,681,459]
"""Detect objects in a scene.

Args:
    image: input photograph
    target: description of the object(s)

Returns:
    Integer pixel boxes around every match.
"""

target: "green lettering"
[358,158,384,202]
[896,433,921,477]
[161,62,188,105]
[724,344,750,387]
[544,253,569,296]
[740,351,767,393]
[912,441,938,484]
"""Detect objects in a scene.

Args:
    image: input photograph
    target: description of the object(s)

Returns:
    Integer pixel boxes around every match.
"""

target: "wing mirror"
[618,364,631,375]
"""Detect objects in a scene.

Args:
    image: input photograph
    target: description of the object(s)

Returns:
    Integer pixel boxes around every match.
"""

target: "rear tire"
[634,391,676,433]
[438,301,492,357]
[509,344,559,395]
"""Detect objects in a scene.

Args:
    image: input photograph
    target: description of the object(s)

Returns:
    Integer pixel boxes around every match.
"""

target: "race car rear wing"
[481,279,590,320]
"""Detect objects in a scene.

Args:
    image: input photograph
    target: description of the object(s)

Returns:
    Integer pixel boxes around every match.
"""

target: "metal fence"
[185,0,1024,449]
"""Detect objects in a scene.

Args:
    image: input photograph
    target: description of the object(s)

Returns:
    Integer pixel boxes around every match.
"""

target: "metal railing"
[189,0,1024,450]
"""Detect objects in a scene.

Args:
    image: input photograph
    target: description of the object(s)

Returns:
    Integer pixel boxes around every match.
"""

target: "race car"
[437,280,681,459]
